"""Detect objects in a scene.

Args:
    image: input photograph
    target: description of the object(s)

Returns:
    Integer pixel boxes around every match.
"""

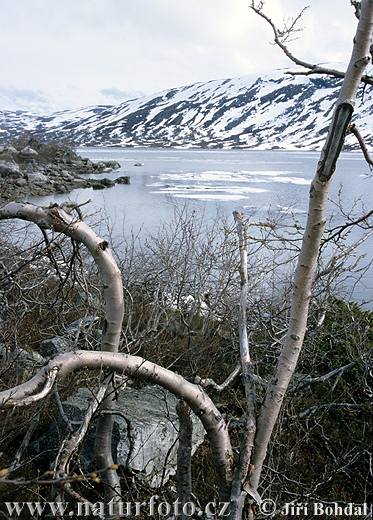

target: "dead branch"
[230,212,257,520]
[9,411,40,473]
[193,365,241,391]
[348,123,373,166]
[250,1,373,86]
[298,402,362,418]
[0,350,233,496]
[291,360,359,392]
[53,376,112,497]
[323,209,373,245]
[176,400,193,518]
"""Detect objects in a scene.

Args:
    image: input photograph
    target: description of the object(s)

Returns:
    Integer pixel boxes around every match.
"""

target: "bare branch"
[9,411,40,472]
[230,212,257,519]
[54,377,112,505]
[298,402,362,418]
[0,350,233,496]
[291,360,359,392]
[176,400,193,517]
[54,376,111,479]
[322,209,373,245]
[348,123,373,166]
[249,1,373,86]
[194,365,241,391]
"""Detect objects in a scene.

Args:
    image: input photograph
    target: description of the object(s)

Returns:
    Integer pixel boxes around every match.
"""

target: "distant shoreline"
[76,145,363,153]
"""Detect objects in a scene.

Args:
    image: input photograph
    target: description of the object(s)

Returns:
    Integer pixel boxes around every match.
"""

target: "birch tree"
[247,0,373,495]
[0,2,372,519]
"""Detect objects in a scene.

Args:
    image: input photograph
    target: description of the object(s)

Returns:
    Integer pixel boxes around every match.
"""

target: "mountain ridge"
[1,74,372,150]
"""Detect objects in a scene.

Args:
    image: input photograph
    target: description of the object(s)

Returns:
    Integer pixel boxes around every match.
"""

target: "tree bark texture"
[248,1,373,492]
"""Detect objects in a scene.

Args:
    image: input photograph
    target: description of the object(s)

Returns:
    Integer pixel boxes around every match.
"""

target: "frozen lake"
[27,147,373,303]
[29,147,371,229]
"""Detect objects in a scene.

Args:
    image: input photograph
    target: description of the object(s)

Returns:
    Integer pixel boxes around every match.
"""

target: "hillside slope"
[1,74,372,149]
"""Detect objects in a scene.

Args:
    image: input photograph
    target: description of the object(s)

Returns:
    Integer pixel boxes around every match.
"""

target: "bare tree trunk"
[230,212,256,520]
[176,400,193,519]
[0,202,124,502]
[248,0,373,493]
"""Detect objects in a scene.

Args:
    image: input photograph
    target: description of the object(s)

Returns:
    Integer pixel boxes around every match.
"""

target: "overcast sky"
[0,0,363,113]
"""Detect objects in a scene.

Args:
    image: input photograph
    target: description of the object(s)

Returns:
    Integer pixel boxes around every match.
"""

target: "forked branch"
[0,350,233,495]
[250,1,373,86]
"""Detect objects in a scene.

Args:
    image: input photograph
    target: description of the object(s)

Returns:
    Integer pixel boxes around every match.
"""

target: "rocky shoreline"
[0,139,130,201]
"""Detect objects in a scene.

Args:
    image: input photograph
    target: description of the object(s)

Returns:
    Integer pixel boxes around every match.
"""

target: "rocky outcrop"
[0,140,127,201]
[115,175,130,184]
[0,159,22,178]
[0,343,45,378]
[38,316,100,357]
[31,385,205,488]
[109,386,205,487]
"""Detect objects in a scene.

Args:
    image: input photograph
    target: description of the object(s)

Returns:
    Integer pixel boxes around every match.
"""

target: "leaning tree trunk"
[0,349,233,495]
[0,202,234,499]
[248,0,373,494]
[0,202,124,502]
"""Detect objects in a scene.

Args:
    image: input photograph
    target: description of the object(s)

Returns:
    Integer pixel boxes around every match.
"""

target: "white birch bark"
[0,201,124,500]
[230,212,256,520]
[0,349,233,494]
[248,0,373,492]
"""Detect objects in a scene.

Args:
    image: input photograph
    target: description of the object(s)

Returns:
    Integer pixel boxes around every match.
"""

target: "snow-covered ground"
[1,73,372,150]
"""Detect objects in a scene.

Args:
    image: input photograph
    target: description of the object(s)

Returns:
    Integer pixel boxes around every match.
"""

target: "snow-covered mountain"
[1,74,372,150]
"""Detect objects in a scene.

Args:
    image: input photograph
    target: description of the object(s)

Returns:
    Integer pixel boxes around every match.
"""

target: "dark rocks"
[0,139,129,201]
[85,175,130,190]
[31,385,205,487]
[100,178,116,187]
[38,316,99,357]
[74,158,121,175]
[90,178,115,190]
[54,183,68,193]
[115,175,130,184]
[104,160,121,170]
[0,343,45,378]
[0,160,23,178]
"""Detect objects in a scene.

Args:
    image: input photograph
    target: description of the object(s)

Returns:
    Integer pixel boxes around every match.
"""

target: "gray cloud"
[0,87,50,113]
[0,0,361,113]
